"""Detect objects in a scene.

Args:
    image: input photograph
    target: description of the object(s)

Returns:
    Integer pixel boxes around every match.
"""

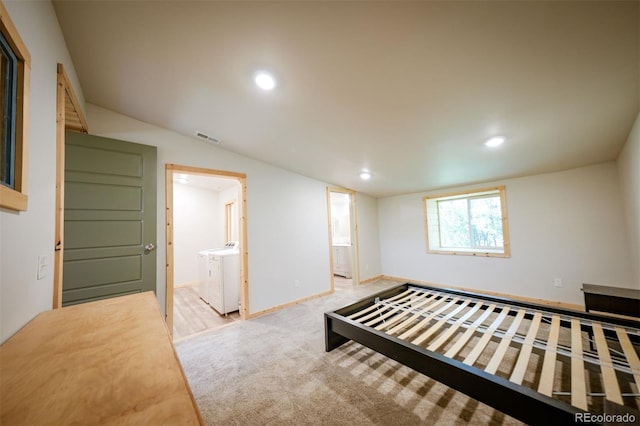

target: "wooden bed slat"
[444,304,497,359]
[509,312,542,385]
[537,315,560,397]
[325,283,640,425]
[374,294,438,331]
[592,323,623,405]
[355,291,416,323]
[412,299,471,346]
[615,326,640,393]
[387,296,448,335]
[361,291,429,326]
[346,289,414,320]
[428,303,482,352]
[485,309,526,375]
[397,297,460,340]
[463,307,511,366]
[570,318,588,410]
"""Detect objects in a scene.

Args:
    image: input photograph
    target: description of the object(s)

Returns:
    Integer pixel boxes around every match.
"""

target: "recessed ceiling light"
[254,71,276,90]
[360,170,371,180]
[484,136,505,147]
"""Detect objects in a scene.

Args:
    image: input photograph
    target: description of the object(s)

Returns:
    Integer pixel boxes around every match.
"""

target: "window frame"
[0,2,31,211]
[423,185,510,258]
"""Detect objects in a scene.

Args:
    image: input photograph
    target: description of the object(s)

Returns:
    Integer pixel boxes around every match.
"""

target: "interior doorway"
[327,187,359,291]
[166,164,248,342]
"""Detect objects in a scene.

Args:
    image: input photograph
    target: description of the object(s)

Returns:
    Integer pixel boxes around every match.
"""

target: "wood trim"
[53,65,66,309]
[53,63,88,309]
[164,164,249,334]
[422,185,506,201]
[60,69,88,133]
[0,1,30,211]
[166,163,245,179]
[165,167,175,335]
[327,186,360,285]
[423,185,510,258]
[359,274,383,284]
[325,187,335,293]
[247,289,333,319]
[239,176,248,318]
[0,185,26,210]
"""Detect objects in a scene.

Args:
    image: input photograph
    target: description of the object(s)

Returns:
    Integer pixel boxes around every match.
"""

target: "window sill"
[427,248,509,258]
[0,185,27,211]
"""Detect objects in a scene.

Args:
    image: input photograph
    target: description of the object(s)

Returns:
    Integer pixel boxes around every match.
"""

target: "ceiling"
[53,1,639,198]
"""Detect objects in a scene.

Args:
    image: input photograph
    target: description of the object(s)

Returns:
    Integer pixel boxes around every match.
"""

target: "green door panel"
[66,144,143,177]
[65,221,142,249]
[64,256,141,289]
[63,131,157,306]
[65,182,142,211]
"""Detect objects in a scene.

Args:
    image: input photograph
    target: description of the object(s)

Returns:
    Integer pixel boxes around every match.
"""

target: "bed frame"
[325,283,640,425]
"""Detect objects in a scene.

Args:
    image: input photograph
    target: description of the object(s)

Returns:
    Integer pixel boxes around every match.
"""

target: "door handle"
[144,243,156,254]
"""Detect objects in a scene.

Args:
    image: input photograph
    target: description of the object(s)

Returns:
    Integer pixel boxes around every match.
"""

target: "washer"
[199,242,240,315]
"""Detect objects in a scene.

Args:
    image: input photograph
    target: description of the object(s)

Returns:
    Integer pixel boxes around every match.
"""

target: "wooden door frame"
[165,164,249,334]
[53,63,88,308]
[326,187,360,291]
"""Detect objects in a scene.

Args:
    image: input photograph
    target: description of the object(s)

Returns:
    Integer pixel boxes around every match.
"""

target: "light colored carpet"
[175,279,522,425]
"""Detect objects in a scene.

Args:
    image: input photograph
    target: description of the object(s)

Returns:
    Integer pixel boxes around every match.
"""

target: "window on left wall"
[0,2,30,211]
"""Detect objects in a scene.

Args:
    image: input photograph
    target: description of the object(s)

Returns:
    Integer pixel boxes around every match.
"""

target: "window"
[424,186,510,257]
[224,201,236,242]
[0,2,30,211]
[0,29,17,189]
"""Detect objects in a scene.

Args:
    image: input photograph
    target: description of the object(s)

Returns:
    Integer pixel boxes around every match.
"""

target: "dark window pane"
[0,30,17,189]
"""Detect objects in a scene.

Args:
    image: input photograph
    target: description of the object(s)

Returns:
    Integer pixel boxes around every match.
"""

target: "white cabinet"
[332,245,352,279]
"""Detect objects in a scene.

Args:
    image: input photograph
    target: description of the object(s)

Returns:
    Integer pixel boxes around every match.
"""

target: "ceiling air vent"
[195,131,221,145]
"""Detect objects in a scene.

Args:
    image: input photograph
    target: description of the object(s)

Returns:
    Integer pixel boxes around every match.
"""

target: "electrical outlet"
[294,279,300,287]
[553,278,563,288]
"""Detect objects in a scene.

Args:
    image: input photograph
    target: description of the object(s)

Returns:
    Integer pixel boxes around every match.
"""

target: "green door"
[63,131,157,306]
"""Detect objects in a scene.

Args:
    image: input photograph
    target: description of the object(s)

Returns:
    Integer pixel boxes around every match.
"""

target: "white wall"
[356,192,382,281]
[0,1,85,343]
[85,104,339,315]
[617,112,640,287]
[378,162,633,305]
[173,182,220,286]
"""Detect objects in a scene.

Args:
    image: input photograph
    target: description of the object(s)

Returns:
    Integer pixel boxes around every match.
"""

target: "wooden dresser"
[0,292,203,425]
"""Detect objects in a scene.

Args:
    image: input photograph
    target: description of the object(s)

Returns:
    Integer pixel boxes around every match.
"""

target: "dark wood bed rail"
[325,283,640,426]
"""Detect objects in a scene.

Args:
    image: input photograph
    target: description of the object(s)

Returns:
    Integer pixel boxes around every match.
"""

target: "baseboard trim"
[381,275,585,312]
[247,289,334,319]
[359,275,383,285]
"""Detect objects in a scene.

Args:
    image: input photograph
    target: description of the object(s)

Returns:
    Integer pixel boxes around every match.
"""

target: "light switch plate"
[37,255,48,280]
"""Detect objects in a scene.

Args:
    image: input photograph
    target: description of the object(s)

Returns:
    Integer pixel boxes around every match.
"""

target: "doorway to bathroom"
[327,187,359,290]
